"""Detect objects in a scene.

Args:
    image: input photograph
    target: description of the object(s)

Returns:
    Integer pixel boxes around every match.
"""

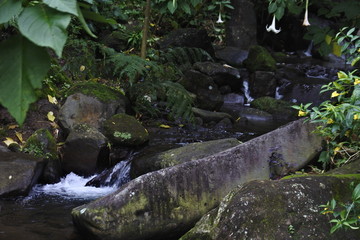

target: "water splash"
[242,79,254,104]
[32,173,117,200]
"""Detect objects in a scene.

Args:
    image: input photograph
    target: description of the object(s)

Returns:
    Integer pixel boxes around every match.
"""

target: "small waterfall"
[275,86,284,100]
[32,160,131,200]
[303,40,313,57]
[242,79,254,105]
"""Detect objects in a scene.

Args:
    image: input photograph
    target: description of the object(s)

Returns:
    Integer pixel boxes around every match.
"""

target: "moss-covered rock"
[103,113,149,146]
[131,138,241,178]
[23,128,61,183]
[181,175,360,240]
[66,81,125,103]
[244,45,277,72]
[251,96,297,120]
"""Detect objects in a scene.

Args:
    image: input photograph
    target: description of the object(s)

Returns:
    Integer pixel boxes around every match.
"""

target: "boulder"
[192,107,233,123]
[181,175,360,240]
[59,82,128,133]
[23,128,61,183]
[225,0,257,50]
[130,138,241,178]
[71,119,322,240]
[180,70,223,111]
[249,71,277,98]
[62,124,109,176]
[103,113,149,147]
[0,152,45,197]
[157,28,215,57]
[251,96,297,121]
[215,47,249,67]
[243,45,277,73]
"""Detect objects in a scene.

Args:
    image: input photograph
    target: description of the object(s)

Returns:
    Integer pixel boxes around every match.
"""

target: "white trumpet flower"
[266,15,281,34]
[302,0,310,26]
[216,12,224,24]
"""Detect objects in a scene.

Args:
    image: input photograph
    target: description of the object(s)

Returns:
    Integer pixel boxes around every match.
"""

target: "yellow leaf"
[337,71,347,79]
[8,124,19,130]
[3,137,17,146]
[15,131,24,143]
[80,65,86,72]
[47,95,58,104]
[159,124,171,129]
[332,42,342,57]
[325,35,332,45]
[47,111,55,122]
[178,124,184,127]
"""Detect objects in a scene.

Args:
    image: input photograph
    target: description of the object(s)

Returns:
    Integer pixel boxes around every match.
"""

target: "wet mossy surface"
[244,45,277,72]
[66,82,124,103]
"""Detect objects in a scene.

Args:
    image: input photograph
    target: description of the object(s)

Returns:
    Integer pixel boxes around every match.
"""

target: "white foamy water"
[32,172,117,200]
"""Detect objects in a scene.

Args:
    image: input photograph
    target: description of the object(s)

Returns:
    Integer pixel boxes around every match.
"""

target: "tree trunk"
[141,0,151,59]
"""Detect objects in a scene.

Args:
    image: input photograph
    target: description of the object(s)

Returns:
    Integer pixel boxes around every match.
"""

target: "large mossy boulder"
[251,96,297,120]
[23,128,61,183]
[62,124,109,176]
[71,119,322,240]
[181,175,360,240]
[243,45,276,73]
[0,152,46,197]
[131,138,241,178]
[103,113,149,147]
[59,82,129,132]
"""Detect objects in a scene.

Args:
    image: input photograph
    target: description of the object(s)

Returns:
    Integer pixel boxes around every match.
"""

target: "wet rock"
[62,124,109,176]
[249,71,277,98]
[103,113,149,147]
[192,107,233,123]
[243,45,277,73]
[223,93,245,104]
[59,82,128,133]
[215,47,249,67]
[23,128,61,183]
[72,119,322,240]
[0,152,45,197]
[180,70,223,111]
[251,96,297,120]
[130,138,241,178]
[225,0,257,50]
[181,175,360,240]
[157,28,215,57]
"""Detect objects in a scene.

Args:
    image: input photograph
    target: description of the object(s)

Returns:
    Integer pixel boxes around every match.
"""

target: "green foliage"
[0,0,106,125]
[0,35,50,125]
[320,182,360,233]
[296,70,360,168]
[336,27,360,65]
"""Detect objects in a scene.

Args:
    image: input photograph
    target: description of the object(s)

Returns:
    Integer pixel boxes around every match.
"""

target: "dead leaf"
[8,124,19,130]
[47,111,55,122]
[3,137,17,146]
[159,124,171,129]
[47,95,58,105]
[15,131,24,143]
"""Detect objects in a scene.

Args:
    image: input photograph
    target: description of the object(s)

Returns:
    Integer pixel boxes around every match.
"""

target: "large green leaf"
[18,5,71,57]
[0,35,50,125]
[0,0,22,24]
[43,0,78,16]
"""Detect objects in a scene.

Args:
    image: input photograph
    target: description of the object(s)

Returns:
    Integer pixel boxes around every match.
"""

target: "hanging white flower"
[216,12,224,24]
[266,15,281,34]
[302,0,310,26]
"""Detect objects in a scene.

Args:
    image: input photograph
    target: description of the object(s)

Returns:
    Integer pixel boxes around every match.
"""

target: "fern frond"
[159,47,213,66]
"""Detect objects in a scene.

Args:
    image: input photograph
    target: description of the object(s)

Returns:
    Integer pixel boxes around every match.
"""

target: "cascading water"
[242,79,254,105]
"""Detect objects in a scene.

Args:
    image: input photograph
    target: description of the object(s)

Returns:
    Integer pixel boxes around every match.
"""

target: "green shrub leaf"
[0,35,50,125]
[18,5,71,57]
[0,0,22,24]
[43,0,78,16]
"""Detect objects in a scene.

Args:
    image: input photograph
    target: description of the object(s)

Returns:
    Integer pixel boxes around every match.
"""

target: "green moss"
[67,82,123,103]
[251,96,295,116]
[23,128,57,159]
[244,45,277,72]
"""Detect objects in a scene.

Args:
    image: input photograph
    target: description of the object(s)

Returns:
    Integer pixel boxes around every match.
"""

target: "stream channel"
[0,54,342,240]
[0,115,286,240]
